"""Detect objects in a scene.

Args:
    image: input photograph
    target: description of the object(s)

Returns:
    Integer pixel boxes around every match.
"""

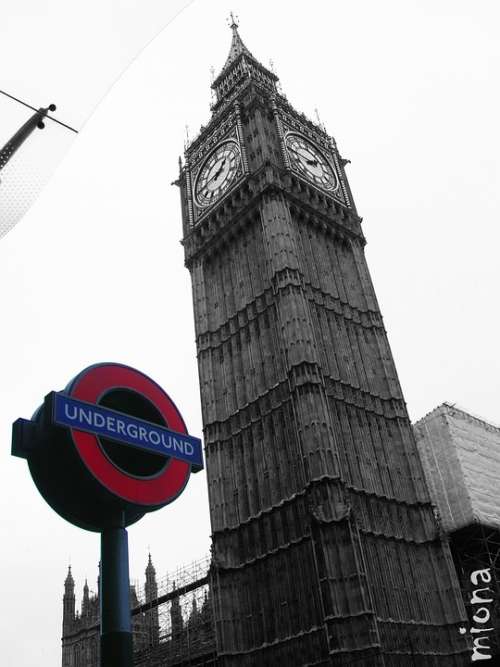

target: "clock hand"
[210,168,223,183]
[288,146,306,158]
[289,147,321,170]
[289,146,316,163]
[208,158,226,183]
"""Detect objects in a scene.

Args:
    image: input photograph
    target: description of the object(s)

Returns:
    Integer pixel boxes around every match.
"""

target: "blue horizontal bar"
[53,393,203,470]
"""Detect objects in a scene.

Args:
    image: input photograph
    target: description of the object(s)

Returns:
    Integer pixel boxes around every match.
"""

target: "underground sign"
[12,363,203,531]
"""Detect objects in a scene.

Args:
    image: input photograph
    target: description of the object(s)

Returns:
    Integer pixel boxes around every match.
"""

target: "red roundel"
[67,363,191,506]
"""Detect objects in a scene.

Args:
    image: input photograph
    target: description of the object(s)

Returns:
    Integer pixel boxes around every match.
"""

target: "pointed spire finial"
[146,551,156,578]
[314,108,326,133]
[228,12,239,30]
[209,66,217,106]
[64,565,75,593]
[212,15,278,104]
[219,13,253,74]
[83,578,89,604]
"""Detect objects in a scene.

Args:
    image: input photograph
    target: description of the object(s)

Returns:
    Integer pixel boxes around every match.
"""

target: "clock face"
[285,134,337,191]
[195,141,241,207]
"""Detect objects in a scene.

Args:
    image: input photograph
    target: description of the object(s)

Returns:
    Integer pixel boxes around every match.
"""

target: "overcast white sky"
[1,1,499,664]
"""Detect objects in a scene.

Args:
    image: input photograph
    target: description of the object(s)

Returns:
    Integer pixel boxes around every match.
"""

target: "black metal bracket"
[0,104,56,173]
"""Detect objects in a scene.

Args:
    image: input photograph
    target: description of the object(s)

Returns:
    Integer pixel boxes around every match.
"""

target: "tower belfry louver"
[177,19,468,665]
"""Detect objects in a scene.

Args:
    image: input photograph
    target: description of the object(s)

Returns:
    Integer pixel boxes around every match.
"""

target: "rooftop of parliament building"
[62,554,213,667]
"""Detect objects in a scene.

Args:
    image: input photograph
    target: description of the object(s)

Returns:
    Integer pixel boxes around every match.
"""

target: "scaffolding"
[133,555,216,666]
[62,555,216,667]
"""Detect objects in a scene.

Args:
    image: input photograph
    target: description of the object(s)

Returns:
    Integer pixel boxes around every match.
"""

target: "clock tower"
[178,19,468,665]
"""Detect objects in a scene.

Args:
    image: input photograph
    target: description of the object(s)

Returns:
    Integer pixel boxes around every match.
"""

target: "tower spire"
[145,552,158,600]
[63,566,76,636]
[211,15,278,109]
[82,578,90,616]
[146,552,156,578]
[144,553,160,645]
[229,11,238,29]
[221,13,254,71]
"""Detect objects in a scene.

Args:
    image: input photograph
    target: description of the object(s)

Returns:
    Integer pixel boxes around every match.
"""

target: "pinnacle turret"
[62,566,76,635]
[145,553,158,603]
[81,578,91,616]
[145,552,156,577]
[170,581,184,637]
[64,566,74,592]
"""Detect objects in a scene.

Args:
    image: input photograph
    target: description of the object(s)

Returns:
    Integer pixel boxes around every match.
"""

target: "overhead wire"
[0,88,78,134]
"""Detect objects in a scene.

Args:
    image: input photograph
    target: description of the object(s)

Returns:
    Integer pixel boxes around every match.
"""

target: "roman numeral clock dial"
[285,133,337,191]
[194,141,241,207]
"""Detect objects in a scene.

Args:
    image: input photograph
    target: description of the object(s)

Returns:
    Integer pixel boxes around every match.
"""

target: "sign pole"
[12,362,204,666]
[100,525,133,667]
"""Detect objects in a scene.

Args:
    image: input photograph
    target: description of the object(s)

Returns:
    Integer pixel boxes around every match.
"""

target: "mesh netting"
[0,96,76,238]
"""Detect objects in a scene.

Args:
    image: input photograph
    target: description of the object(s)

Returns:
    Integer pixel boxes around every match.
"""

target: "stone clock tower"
[178,19,468,666]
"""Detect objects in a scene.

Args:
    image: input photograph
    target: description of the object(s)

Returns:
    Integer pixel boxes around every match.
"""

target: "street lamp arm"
[0,104,56,172]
